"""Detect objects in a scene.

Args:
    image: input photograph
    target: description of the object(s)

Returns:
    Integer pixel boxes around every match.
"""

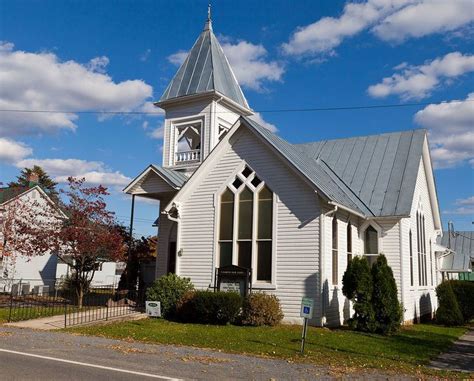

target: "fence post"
[64,298,67,328]
[8,290,13,322]
[106,301,109,321]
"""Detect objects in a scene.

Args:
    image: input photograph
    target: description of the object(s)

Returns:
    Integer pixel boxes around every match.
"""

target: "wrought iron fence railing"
[0,279,145,327]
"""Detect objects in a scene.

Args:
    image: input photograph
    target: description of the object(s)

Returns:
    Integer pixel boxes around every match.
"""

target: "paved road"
[0,326,329,380]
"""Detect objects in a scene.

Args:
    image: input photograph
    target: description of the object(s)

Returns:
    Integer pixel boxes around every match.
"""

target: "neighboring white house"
[124,14,455,325]
[0,178,124,293]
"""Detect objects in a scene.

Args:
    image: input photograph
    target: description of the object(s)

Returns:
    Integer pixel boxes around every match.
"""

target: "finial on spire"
[204,2,212,31]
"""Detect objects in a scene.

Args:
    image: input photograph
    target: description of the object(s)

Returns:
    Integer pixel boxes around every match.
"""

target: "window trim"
[169,116,205,167]
[332,215,338,286]
[359,220,383,264]
[214,163,277,286]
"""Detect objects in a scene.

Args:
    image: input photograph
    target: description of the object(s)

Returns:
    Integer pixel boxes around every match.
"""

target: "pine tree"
[8,166,59,200]
[342,256,375,332]
[371,254,402,334]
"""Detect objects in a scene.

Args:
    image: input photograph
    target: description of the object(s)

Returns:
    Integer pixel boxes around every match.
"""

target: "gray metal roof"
[242,117,427,217]
[294,130,426,217]
[439,231,474,259]
[151,165,188,188]
[160,19,249,110]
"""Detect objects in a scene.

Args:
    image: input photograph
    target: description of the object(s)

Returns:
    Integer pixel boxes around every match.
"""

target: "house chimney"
[27,172,39,186]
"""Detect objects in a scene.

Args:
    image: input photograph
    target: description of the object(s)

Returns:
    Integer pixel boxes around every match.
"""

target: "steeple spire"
[204,2,212,31]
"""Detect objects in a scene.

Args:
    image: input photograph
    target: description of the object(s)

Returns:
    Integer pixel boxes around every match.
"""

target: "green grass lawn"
[68,319,467,377]
[0,306,66,323]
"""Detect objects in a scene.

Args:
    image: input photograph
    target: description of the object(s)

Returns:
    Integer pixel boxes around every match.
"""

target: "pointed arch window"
[416,210,427,286]
[409,229,414,287]
[217,166,273,283]
[347,222,353,266]
[332,216,338,285]
[364,225,379,266]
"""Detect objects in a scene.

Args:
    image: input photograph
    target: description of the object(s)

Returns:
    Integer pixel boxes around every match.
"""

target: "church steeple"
[157,9,253,174]
[158,8,250,111]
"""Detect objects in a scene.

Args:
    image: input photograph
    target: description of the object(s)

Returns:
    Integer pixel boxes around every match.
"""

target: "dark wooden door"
[167,242,176,274]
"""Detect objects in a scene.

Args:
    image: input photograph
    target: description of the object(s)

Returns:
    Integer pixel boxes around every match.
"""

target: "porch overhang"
[123,164,188,200]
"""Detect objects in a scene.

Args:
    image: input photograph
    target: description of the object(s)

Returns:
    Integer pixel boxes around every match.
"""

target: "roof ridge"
[294,128,427,147]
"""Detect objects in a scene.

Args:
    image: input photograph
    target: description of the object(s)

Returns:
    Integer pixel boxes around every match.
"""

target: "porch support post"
[127,194,136,290]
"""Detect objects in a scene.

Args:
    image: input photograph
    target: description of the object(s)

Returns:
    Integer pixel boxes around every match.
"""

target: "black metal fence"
[0,279,145,327]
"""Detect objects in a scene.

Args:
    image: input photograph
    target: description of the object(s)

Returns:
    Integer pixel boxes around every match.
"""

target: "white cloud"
[140,48,151,62]
[167,50,188,66]
[149,123,165,139]
[167,39,284,91]
[444,196,474,215]
[282,0,474,58]
[0,138,32,163]
[414,93,474,168]
[0,42,153,137]
[368,52,474,100]
[373,0,474,42]
[16,158,131,187]
[249,112,278,133]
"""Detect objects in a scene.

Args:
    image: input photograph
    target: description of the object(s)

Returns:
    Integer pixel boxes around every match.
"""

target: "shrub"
[449,280,474,322]
[342,256,375,333]
[146,274,194,318]
[178,290,242,325]
[242,292,283,326]
[371,255,402,334]
[436,281,463,326]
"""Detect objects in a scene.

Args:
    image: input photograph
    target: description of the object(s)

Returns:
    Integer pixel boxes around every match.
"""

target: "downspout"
[319,204,337,327]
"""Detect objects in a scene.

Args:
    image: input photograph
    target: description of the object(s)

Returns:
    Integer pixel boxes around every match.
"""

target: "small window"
[251,176,262,188]
[364,225,379,266]
[232,177,243,190]
[241,166,253,178]
[347,223,352,266]
[332,216,338,285]
[409,229,414,287]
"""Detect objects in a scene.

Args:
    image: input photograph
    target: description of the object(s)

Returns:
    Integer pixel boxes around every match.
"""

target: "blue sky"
[0,0,473,236]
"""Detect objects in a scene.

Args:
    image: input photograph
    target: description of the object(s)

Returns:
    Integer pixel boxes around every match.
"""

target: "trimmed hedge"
[146,274,194,318]
[435,281,464,326]
[242,292,283,326]
[449,280,474,322]
[178,290,242,325]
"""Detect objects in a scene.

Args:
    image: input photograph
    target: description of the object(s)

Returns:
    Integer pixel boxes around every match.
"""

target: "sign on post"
[299,297,314,354]
[215,265,251,297]
[146,301,161,318]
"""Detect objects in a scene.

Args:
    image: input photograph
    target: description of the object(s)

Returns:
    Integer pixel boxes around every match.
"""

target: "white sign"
[146,301,161,318]
[300,297,314,319]
[220,282,241,293]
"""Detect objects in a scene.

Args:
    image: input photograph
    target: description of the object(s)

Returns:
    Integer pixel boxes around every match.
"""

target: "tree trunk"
[77,285,84,309]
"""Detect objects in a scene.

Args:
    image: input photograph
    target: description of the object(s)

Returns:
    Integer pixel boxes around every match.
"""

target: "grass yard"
[0,306,66,323]
[68,318,467,377]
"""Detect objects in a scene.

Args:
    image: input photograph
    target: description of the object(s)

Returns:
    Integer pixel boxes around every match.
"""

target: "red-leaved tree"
[57,178,125,307]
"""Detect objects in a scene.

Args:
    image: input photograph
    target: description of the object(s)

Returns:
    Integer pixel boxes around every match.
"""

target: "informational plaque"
[215,265,251,297]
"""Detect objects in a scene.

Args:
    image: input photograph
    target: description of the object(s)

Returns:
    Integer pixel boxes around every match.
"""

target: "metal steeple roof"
[159,12,250,110]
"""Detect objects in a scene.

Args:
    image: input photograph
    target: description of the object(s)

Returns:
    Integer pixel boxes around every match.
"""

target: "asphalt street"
[0,326,328,380]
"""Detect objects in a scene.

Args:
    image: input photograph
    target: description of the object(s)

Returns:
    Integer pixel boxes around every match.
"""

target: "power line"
[0,99,472,115]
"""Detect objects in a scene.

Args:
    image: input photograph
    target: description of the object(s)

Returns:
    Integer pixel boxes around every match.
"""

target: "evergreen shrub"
[436,281,464,326]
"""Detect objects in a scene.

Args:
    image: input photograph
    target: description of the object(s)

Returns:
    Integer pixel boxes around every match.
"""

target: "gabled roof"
[123,165,188,195]
[159,18,250,110]
[294,129,426,217]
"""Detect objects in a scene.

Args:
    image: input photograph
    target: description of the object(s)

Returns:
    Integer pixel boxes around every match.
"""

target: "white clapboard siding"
[130,172,175,194]
[401,158,438,323]
[175,127,321,322]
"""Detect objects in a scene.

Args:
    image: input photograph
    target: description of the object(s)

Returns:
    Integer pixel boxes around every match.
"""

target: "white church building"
[125,14,454,325]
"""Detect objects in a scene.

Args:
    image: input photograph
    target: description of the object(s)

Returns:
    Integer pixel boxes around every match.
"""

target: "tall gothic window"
[409,229,414,287]
[346,222,352,267]
[332,216,338,285]
[364,225,379,266]
[218,188,234,267]
[416,211,427,286]
[218,166,273,282]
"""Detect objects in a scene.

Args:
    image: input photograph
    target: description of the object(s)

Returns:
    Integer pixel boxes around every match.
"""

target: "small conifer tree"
[371,254,402,334]
[436,281,464,326]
